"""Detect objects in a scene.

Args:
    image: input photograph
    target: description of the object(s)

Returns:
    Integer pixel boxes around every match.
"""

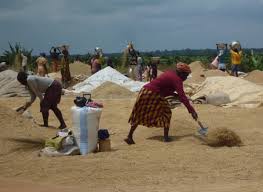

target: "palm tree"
[2,42,33,71]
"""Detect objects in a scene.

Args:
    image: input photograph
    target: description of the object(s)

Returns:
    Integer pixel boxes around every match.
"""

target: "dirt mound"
[48,62,91,88]
[245,70,263,85]
[91,81,136,99]
[186,61,228,84]
[189,61,205,72]
[206,127,242,147]
[191,76,263,108]
[186,61,206,83]
[0,70,29,97]
[0,105,46,155]
[204,69,228,78]
[70,61,91,76]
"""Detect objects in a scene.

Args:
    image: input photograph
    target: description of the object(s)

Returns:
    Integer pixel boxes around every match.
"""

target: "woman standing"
[60,45,71,86]
[50,47,61,72]
[36,53,48,77]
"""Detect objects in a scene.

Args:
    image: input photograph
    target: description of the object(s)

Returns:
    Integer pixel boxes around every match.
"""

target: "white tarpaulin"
[191,76,263,108]
[72,67,146,93]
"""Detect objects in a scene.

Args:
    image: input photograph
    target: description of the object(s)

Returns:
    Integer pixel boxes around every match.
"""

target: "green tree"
[2,42,33,71]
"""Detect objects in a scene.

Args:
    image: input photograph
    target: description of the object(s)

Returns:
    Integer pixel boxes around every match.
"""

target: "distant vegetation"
[1,43,263,72]
[0,42,33,71]
[71,48,263,72]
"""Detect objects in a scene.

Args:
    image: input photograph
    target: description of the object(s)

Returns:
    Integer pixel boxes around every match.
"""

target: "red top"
[144,70,195,113]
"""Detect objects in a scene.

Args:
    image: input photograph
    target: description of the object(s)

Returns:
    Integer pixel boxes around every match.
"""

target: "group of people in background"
[211,42,243,77]
[19,43,160,84]
[126,42,158,82]
[20,45,72,87]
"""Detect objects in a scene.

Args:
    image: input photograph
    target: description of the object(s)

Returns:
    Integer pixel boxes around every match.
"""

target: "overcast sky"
[0,0,263,54]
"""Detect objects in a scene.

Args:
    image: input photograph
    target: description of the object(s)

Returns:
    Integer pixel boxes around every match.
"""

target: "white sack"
[71,106,102,155]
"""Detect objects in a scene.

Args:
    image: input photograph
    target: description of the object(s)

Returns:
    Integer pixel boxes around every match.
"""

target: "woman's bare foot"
[59,124,67,129]
[39,124,48,128]
[124,137,135,145]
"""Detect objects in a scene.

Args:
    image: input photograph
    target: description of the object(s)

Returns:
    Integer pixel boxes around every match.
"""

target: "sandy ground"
[1,96,263,192]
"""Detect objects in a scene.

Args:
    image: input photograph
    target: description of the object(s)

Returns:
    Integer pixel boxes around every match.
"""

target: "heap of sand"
[91,81,136,99]
[191,76,263,108]
[69,61,91,76]
[245,70,263,85]
[186,61,228,84]
[205,127,243,147]
[49,61,91,87]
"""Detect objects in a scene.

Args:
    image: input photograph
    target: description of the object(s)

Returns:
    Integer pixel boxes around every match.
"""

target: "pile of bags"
[40,129,79,157]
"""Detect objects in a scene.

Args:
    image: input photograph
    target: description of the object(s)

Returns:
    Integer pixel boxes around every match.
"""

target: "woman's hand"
[191,111,198,121]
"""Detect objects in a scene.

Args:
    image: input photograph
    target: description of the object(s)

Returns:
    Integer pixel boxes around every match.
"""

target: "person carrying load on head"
[50,47,61,72]
[127,42,139,80]
[16,71,67,129]
[216,43,228,72]
[106,57,115,68]
[60,45,71,87]
[124,62,198,144]
[136,56,143,81]
[229,42,242,77]
[36,53,48,77]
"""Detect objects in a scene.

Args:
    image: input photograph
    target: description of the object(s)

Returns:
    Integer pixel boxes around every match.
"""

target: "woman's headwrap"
[176,62,191,74]
[17,71,28,85]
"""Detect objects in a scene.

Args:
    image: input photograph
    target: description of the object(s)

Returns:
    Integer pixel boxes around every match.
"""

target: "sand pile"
[49,61,91,79]
[245,70,263,85]
[205,127,242,147]
[91,81,136,99]
[186,61,206,83]
[191,76,263,108]
[70,61,91,76]
[0,70,29,97]
[204,69,228,78]
[0,105,45,155]
[48,62,91,88]
[186,61,228,84]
